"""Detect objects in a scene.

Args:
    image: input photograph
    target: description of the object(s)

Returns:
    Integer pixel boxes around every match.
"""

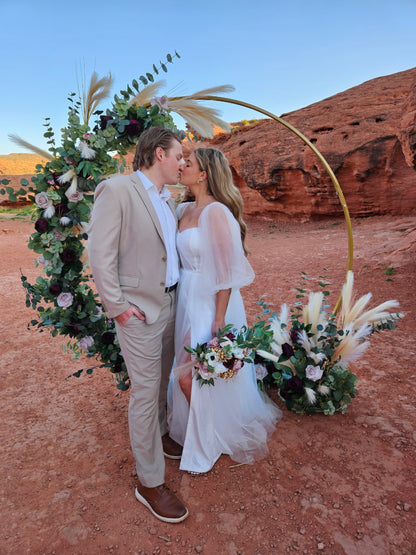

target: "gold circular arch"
[173,95,353,313]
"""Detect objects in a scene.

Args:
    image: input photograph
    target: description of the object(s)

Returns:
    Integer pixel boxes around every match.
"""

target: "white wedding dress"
[167,202,281,474]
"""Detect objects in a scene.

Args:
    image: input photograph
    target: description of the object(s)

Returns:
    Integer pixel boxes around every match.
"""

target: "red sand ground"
[1,214,415,554]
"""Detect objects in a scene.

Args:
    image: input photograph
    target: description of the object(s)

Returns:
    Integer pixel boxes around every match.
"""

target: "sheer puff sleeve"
[198,202,254,294]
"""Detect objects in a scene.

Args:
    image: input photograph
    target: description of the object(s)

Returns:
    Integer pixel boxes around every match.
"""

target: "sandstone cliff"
[203,67,416,219]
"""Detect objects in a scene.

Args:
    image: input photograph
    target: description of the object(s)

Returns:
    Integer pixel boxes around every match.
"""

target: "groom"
[88,127,188,523]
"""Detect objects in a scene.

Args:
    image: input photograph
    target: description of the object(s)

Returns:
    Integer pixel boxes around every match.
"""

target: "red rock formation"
[202,67,416,219]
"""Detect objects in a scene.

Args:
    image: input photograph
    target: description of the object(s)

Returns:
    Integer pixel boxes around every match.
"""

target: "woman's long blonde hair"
[193,147,249,255]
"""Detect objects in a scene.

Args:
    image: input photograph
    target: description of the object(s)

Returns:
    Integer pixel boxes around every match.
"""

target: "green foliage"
[0,54,183,390]
[253,271,400,415]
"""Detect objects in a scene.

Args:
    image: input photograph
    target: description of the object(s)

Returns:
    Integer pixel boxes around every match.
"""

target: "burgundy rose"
[290,329,301,344]
[279,386,291,400]
[223,357,235,370]
[102,331,115,345]
[49,283,62,296]
[55,203,69,217]
[74,299,86,311]
[253,353,275,374]
[125,119,141,137]
[110,360,123,374]
[35,218,48,233]
[282,343,294,358]
[287,375,303,392]
[100,115,113,130]
[225,332,235,340]
[51,172,64,186]
[67,322,80,336]
[61,249,77,263]
[253,352,262,365]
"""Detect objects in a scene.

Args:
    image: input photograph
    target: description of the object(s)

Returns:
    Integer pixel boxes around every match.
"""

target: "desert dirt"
[1,212,415,554]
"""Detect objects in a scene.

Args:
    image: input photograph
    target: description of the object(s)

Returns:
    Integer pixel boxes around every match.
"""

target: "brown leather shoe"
[162,433,183,460]
[135,483,189,523]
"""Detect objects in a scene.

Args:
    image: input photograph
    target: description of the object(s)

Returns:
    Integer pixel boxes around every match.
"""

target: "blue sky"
[1,0,415,154]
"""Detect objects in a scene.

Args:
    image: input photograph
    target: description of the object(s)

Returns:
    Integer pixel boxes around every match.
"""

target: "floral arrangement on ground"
[253,271,402,414]
[0,52,234,390]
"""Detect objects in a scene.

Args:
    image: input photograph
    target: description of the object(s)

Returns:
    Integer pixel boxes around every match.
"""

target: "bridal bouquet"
[255,271,402,414]
[185,325,255,386]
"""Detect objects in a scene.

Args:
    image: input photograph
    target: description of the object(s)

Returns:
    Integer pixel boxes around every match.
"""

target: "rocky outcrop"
[203,67,416,219]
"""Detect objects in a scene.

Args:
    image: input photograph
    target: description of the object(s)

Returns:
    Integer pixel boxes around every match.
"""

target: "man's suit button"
[160,282,165,287]
[162,256,167,262]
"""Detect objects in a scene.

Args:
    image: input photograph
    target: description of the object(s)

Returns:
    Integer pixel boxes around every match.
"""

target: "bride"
[168,147,281,474]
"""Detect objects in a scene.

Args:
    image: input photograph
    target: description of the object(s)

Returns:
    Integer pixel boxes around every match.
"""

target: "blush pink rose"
[232,360,243,374]
[79,336,94,352]
[305,364,324,382]
[65,190,84,203]
[57,292,74,308]
[35,192,52,210]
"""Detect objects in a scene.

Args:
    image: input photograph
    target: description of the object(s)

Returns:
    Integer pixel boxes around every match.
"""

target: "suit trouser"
[115,290,176,487]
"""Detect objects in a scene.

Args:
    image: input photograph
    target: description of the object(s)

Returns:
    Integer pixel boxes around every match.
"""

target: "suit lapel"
[130,173,165,244]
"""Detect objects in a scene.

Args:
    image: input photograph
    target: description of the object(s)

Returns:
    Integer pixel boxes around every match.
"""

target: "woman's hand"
[212,288,231,337]
[211,319,226,337]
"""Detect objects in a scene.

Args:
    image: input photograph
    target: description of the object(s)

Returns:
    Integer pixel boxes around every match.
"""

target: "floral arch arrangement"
[1,53,238,390]
[1,53,402,404]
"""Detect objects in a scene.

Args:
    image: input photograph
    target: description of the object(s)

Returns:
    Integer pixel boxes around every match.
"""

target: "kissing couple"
[88,127,281,523]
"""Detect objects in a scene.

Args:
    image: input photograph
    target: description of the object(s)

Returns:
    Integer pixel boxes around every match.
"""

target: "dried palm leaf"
[129,80,167,107]
[167,85,235,138]
[81,72,114,125]
[344,293,372,326]
[179,84,235,100]
[8,134,53,161]
[167,98,230,137]
[339,271,400,330]
[304,387,317,405]
[352,300,401,329]
[339,270,354,326]
[269,304,291,346]
[332,325,370,365]
[302,292,325,336]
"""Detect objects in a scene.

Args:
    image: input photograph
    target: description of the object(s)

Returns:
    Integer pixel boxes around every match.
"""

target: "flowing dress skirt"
[168,224,281,474]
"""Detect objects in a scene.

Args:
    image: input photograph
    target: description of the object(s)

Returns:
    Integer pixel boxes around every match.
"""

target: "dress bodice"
[176,228,201,272]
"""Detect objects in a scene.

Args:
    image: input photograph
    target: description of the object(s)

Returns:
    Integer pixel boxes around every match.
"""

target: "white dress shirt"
[136,170,179,288]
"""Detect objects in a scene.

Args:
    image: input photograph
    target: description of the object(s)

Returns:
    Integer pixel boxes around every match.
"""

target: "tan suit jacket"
[88,172,178,324]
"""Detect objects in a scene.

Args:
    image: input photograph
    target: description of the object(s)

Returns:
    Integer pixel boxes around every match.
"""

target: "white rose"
[79,336,94,352]
[35,192,51,209]
[37,255,52,268]
[232,346,245,359]
[305,364,324,382]
[53,228,66,241]
[57,292,74,308]
[255,364,268,381]
[65,190,84,203]
[60,216,71,226]
[95,305,103,318]
[196,362,212,381]
[214,362,228,374]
